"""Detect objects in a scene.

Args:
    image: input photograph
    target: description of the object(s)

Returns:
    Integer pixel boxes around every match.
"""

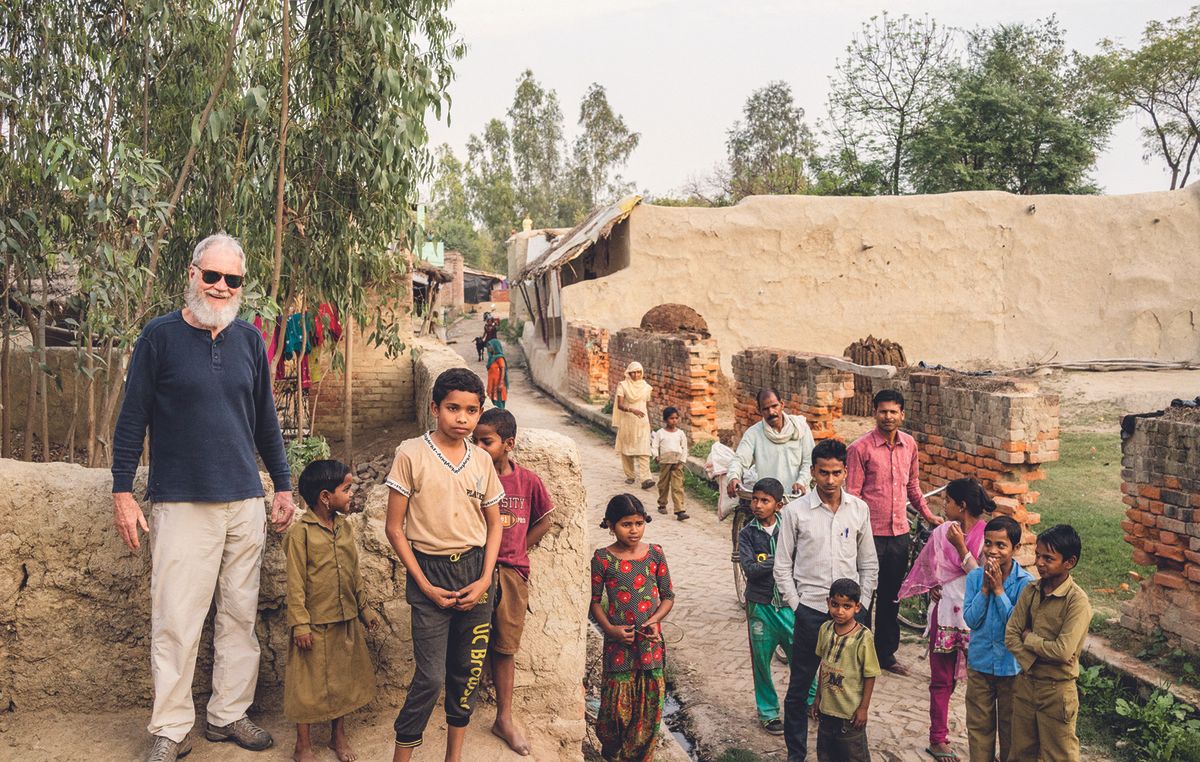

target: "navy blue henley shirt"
[111,311,292,501]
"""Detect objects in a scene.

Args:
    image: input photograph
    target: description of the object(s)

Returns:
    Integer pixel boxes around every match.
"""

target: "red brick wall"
[730,348,853,441]
[876,371,1059,564]
[607,328,719,441]
[1120,411,1200,652]
[567,322,611,403]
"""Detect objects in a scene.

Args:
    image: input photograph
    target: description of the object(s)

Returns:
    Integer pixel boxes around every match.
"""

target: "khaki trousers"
[966,668,1015,762]
[1009,673,1080,762]
[657,462,685,512]
[621,454,649,481]
[148,498,267,742]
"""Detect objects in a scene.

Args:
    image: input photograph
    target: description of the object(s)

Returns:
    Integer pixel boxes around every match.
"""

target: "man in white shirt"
[773,438,879,761]
[727,388,815,498]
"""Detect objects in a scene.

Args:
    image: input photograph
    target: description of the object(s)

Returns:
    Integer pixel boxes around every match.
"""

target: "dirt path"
[450,324,971,762]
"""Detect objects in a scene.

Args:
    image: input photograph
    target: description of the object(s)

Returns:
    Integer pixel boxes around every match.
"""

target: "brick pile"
[606,327,719,440]
[566,322,611,404]
[730,348,854,441]
[876,371,1059,563]
[1120,409,1200,652]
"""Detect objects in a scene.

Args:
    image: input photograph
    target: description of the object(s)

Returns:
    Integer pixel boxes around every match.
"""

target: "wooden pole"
[342,315,353,463]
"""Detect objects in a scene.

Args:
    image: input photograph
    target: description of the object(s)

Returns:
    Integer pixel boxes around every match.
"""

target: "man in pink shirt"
[846,389,943,675]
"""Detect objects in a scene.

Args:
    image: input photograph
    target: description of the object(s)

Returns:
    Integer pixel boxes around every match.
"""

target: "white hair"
[191,233,246,268]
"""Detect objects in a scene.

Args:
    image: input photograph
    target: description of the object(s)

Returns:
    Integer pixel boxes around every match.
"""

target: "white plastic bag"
[705,442,736,478]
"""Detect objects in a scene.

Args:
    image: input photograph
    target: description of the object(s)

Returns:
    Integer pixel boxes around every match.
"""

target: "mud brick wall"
[566,322,611,404]
[312,318,415,439]
[730,348,853,441]
[877,371,1059,564]
[1120,410,1200,652]
[606,327,719,440]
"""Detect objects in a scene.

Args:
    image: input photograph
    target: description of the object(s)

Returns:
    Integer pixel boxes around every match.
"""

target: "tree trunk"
[141,0,250,308]
[269,0,292,304]
[37,275,49,461]
[0,254,11,459]
[23,354,35,462]
[342,315,353,463]
[296,297,307,438]
[86,337,97,466]
[97,342,128,466]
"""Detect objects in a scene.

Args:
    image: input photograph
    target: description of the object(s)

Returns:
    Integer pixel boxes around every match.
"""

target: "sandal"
[925,747,961,761]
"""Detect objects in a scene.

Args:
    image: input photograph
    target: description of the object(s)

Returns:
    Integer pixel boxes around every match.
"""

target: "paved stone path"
[448,324,969,761]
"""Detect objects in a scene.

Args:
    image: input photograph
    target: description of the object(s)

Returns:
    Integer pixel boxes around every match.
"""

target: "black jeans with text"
[393,548,496,747]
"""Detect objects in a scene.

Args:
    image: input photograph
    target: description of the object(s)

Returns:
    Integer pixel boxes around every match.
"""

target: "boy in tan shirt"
[385,368,505,761]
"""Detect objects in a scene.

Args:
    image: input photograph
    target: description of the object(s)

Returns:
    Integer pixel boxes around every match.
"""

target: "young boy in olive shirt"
[811,578,879,762]
[1004,524,1091,762]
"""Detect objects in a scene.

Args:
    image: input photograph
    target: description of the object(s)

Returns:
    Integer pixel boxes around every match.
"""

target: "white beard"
[184,280,242,331]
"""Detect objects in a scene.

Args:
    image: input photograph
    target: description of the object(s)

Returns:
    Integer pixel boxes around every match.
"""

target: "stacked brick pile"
[730,348,854,441]
[877,371,1059,563]
[606,327,719,440]
[1120,409,1200,652]
[566,322,611,404]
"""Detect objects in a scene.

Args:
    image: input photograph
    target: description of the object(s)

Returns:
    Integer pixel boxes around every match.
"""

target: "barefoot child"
[1004,524,1091,762]
[897,477,991,761]
[473,408,555,756]
[811,578,879,762]
[384,368,505,762]
[651,406,690,521]
[737,477,793,735]
[590,494,675,762]
[285,459,381,762]
[962,515,1033,762]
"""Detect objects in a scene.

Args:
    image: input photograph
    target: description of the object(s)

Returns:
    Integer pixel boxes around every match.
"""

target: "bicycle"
[896,483,948,632]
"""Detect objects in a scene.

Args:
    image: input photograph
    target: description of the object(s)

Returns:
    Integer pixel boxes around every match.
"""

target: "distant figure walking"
[486,338,509,409]
[612,361,654,489]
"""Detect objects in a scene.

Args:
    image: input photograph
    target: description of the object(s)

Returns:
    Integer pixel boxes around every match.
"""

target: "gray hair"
[191,233,246,269]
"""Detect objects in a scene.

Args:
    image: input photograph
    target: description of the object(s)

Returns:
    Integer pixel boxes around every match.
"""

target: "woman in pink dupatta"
[898,478,995,761]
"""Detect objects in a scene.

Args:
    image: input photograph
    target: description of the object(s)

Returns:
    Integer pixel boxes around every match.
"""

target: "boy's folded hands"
[454,578,492,611]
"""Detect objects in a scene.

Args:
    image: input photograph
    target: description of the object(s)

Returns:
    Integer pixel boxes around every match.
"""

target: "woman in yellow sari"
[612,361,655,489]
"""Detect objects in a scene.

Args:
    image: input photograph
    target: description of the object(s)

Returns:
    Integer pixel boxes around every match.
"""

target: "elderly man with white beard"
[111,233,295,762]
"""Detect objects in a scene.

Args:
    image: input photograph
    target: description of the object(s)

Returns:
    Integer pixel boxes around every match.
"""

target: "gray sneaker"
[205,716,273,751]
[146,735,192,762]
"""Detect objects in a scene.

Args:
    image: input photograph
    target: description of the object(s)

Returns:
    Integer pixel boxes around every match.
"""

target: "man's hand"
[925,513,945,526]
[791,482,808,496]
[294,632,314,650]
[454,577,492,611]
[851,704,869,728]
[726,478,742,498]
[271,491,295,532]
[113,492,149,550]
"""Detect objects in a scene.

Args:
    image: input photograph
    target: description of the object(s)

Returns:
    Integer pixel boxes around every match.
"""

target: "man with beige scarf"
[726,388,815,498]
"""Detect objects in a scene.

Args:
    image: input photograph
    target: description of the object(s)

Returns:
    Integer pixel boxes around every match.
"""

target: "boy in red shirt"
[473,407,555,756]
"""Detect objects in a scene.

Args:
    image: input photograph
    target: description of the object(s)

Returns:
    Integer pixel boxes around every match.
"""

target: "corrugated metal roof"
[516,195,642,281]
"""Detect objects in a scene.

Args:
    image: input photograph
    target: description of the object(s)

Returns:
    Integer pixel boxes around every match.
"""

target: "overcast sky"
[426,0,1195,205]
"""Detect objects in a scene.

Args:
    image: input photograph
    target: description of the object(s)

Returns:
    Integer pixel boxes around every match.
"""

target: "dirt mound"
[639,304,709,337]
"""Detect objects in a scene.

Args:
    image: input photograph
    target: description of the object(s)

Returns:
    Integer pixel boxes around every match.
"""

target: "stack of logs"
[843,336,906,416]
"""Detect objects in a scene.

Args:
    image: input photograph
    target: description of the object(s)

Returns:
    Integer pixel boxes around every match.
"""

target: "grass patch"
[1091,619,1200,691]
[716,750,765,762]
[684,468,719,509]
[689,438,715,459]
[1034,432,1153,616]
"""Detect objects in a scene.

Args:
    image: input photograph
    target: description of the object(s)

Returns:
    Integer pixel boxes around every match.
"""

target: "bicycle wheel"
[731,507,749,606]
[897,516,933,632]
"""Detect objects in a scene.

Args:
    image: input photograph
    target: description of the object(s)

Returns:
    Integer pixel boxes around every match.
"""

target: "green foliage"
[1091,8,1200,190]
[507,69,566,227]
[725,81,814,200]
[601,400,614,416]
[826,13,956,195]
[286,435,331,481]
[1079,664,1200,762]
[567,83,641,216]
[907,18,1121,194]
[689,438,715,459]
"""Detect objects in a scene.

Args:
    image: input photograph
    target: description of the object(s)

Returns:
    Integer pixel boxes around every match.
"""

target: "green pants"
[748,601,806,722]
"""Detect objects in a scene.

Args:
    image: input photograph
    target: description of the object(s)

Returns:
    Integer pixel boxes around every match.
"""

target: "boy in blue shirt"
[962,515,1033,762]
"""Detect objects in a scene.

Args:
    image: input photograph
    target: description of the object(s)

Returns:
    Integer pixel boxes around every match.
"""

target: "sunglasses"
[196,268,244,289]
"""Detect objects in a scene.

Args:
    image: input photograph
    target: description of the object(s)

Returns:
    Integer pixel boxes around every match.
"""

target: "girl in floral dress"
[590,494,675,762]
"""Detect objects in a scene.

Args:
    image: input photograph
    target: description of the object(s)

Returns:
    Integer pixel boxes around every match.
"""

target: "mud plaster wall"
[606,328,720,440]
[0,360,587,753]
[553,185,1200,374]
[1120,412,1200,652]
[730,348,854,441]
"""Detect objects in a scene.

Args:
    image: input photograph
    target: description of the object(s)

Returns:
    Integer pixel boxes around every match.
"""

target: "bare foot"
[328,736,358,762]
[491,720,531,756]
[293,746,318,762]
